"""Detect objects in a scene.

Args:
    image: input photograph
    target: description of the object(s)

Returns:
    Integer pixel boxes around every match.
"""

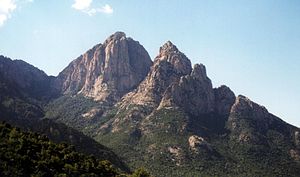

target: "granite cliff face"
[56,32,152,102]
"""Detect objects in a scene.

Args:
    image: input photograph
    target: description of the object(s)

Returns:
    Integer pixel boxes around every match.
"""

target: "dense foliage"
[0,122,151,177]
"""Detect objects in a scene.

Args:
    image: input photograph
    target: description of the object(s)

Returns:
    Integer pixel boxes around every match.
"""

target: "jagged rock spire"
[159,41,179,54]
[155,41,192,75]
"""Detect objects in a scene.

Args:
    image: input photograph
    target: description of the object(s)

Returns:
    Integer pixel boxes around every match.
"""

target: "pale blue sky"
[0,0,299,127]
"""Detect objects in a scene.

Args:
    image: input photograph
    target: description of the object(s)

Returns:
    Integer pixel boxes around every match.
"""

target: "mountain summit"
[55,32,152,102]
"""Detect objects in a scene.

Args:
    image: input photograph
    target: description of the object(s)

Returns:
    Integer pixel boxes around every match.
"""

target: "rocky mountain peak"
[191,64,208,80]
[56,32,152,102]
[230,95,269,116]
[103,31,126,45]
[214,85,236,116]
[228,95,273,142]
[159,41,179,54]
[155,41,192,76]
[110,31,126,39]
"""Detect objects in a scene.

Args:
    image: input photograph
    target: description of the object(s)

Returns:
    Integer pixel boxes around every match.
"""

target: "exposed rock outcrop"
[159,64,215,116]
[188,135,212,153]
[82,108,102,119]
[229,95,270,126]
[290,149,300,161]
[214,85,236,116]
[227,95,273,144]
[168,146,185,166]
[156,41,192,75]
[56,32,152,102]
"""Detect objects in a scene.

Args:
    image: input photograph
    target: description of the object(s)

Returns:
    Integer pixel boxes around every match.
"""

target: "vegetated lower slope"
[2,117,130,172]
[0,122,150,177]
[0,101,129,172]
[44,94,103,136]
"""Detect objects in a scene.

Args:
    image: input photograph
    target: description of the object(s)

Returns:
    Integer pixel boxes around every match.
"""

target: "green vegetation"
[0,122,151,177]
[45,95,103,135]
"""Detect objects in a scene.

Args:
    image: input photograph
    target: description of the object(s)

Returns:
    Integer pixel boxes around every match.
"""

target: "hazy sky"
[0,0,299,127]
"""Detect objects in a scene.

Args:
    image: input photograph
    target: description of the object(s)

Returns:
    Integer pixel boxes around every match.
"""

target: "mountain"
[1,32,300,176]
